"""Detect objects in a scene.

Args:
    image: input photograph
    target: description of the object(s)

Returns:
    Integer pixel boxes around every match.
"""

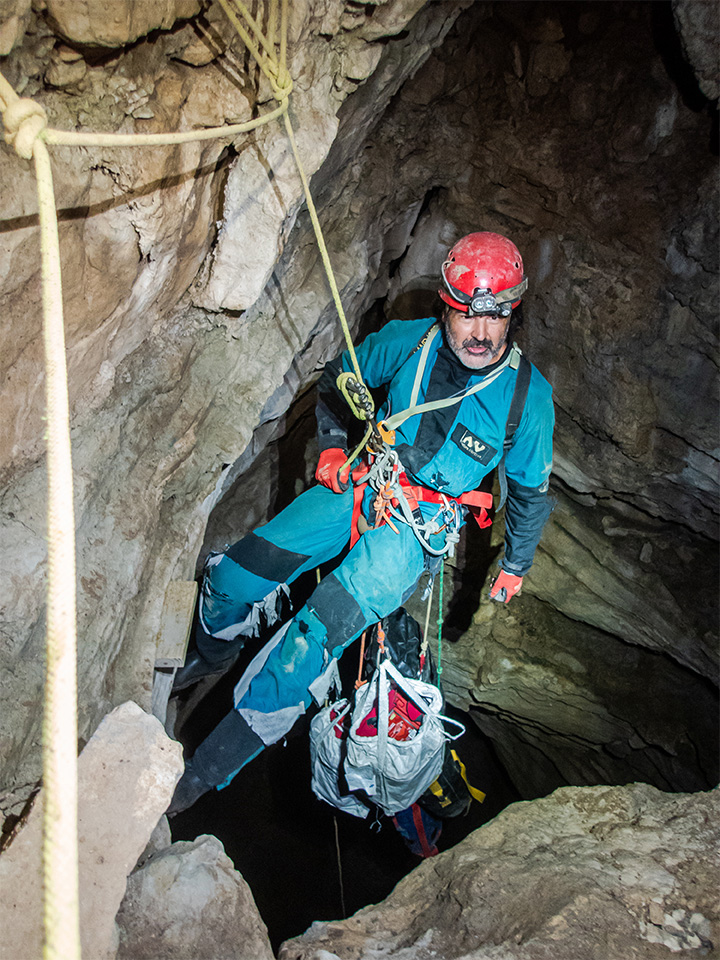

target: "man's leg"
[173,484,354,690]
[169,519,430,812]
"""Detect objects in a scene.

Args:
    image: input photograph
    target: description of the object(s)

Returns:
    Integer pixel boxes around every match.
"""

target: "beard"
[445,324,507,370]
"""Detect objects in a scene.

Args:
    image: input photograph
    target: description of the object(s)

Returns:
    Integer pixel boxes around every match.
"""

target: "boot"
[166,708,265,815]
[167,763,212,816]
[171,648,238,693]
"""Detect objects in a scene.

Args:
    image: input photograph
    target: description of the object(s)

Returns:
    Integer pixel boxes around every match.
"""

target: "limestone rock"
[672,0,720,101]
[280,783,720,960]
[0,0,31,55]
[0,702,183,960]
[116,834,274,960]
[45,0,201,48]
[45,51,87,88]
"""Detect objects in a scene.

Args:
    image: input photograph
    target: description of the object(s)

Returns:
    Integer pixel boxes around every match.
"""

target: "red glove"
[315,448,351,493]
[489,570,523,604]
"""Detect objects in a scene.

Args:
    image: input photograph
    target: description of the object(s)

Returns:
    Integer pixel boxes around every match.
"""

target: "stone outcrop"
[0,702,183,960]
[280,782,720,960]
[672,0,720,101]
[46,0,202,49]
[116,834,274,960]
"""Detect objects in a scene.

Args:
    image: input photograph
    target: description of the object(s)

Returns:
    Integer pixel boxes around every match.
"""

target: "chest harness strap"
[497,353,531,510]
[382,326,522,434]
[348,330,528,558]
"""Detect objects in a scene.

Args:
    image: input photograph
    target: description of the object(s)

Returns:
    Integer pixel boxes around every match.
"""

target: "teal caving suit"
[185,318,554,792]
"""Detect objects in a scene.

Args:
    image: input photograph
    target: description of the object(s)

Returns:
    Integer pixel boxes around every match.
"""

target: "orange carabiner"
[377,420,396,445]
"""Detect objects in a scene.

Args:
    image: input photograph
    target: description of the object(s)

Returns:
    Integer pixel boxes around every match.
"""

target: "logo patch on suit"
[451,424,497,465]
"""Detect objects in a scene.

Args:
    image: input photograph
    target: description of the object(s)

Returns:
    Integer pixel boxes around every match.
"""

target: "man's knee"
[307,573,367,657]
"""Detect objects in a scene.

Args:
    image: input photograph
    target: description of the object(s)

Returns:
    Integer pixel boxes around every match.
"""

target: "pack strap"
[497,353,531,510]
[384,343,522,433]
[450,748,486,803]
[411,803,439,857]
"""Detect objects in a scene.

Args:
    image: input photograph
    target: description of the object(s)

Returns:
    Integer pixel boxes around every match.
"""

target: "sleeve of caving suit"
[316,318,437,452]
[501,366,555,577]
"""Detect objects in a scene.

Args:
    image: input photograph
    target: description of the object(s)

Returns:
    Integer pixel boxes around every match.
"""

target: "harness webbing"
[497,354,531,510]
[384,336,523,433]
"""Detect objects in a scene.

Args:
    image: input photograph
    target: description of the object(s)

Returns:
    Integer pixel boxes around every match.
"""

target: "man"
[168,231,554,814]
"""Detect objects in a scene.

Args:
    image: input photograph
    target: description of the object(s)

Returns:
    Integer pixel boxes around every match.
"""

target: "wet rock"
[280,783,720,960]
[116,834,274,960]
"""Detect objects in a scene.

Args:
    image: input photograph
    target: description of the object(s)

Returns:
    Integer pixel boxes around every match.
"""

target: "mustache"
[463,337,493,350]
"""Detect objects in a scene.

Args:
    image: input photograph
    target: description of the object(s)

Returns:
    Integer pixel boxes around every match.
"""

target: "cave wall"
[0,0,717,815]
[0,0,463,812]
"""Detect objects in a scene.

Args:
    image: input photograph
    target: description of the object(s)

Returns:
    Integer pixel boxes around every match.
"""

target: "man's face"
[443,307,511,370]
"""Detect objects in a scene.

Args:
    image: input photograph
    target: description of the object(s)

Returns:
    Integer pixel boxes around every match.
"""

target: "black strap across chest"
[497,354,531,509]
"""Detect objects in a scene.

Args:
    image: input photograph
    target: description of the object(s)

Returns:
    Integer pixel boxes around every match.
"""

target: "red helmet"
[439,232,527,318]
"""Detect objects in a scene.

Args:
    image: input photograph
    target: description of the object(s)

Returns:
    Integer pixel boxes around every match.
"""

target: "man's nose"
[469,315,491,340]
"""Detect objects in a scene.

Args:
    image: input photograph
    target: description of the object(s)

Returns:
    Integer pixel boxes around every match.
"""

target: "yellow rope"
[281,111,364,383]
[43,101,289,147]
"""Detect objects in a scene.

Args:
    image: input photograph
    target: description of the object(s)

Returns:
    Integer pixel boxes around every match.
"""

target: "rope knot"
[268,65,293,102]
[3,97,47,160]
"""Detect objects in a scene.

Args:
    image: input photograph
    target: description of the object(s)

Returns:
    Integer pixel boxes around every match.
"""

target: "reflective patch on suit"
[451,424,497,465]
[237,703,306,745]
[201,581,290,641]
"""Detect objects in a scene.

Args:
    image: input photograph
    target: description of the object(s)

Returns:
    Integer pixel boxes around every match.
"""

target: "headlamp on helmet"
[438,231,528,317]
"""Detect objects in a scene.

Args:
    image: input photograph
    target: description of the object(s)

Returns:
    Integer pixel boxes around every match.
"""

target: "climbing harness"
[341,325,523,561]
[341,322,532,563]
[363,446,465,558]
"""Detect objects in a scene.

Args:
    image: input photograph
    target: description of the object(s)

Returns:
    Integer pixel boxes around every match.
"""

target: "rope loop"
[3,97,48,160]
[269,66,293,101]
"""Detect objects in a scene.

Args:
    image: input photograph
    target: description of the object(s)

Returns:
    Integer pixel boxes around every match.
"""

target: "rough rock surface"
[116,834,274,960]
[0,0,716,837]
[0,701,183,960]
[672,0,720,101]
[280,783,720,960]
[437,486,718,798]
[0,0,459,810]
[46,0,201,49]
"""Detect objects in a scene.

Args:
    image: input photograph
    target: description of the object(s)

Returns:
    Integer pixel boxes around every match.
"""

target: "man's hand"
[315,448,351,493]
[489,570,523,603]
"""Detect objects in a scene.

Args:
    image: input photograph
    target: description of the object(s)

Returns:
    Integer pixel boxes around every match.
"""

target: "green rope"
[437,561,444,675]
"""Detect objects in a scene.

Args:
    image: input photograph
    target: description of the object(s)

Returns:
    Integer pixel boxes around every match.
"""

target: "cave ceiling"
[0,0,717,814]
